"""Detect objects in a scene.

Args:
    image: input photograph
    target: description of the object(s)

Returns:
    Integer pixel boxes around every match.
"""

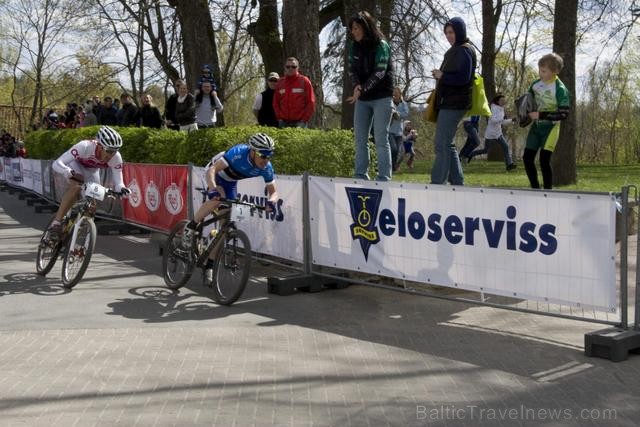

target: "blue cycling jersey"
[215,144,275,184]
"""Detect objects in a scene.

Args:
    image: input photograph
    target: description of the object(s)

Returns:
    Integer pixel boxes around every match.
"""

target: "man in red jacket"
[273,57,316,128]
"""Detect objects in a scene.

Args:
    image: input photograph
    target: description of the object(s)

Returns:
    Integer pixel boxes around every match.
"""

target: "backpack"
[515,92,537,128]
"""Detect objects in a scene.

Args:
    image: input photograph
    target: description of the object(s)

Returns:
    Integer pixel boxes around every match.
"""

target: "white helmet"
[248,133,275,155]
[97,126,123,150]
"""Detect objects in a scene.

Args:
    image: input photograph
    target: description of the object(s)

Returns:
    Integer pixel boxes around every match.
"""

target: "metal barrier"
[2,156,639,360]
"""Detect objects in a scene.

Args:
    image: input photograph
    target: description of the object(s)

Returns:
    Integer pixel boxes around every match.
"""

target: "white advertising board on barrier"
[190,166,303,263]
[309,177,617,312]
[30,160,43,195]
[42,161,53,199]
[7,158,21,185]
[18,158,42,194]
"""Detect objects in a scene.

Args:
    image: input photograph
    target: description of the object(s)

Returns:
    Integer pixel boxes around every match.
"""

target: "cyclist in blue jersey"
[182,133,278,283]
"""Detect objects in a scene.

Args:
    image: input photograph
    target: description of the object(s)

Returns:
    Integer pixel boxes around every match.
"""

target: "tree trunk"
[282,0,324,127]
[552,0,578,185]
[169,0,224,125]
[482,0,502,161]
[247,0,284,78]
[481,0,499,101]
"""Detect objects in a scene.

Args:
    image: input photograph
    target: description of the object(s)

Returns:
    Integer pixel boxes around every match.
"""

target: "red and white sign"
[122,163,188,231]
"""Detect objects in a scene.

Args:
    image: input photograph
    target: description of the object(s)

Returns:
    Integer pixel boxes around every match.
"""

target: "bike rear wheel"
[36,216,63,276]
[61,216,96,288]
[162,220,195,289]
[211,228,251,305]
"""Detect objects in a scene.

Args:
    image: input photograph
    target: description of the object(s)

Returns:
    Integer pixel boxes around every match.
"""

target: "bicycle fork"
[67,215,89,258]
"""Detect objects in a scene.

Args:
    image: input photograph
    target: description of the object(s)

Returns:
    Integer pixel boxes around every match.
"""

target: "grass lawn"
[393,160,640,193]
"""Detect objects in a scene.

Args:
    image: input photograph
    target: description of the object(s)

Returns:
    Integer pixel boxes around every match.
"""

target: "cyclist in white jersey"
[48,126,130,239]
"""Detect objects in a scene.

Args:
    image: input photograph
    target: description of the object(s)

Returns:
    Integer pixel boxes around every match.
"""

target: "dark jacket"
[119,103,140,127]
[98,105,118,126]
[436,17,476,110]
[258,88,278,127]
[174,94,196,126]
[139,105,163,128]
[348,39,394,101]
[164,94,178,128]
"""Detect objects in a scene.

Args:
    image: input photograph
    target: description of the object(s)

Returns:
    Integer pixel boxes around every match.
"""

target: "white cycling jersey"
[52,139,125,191]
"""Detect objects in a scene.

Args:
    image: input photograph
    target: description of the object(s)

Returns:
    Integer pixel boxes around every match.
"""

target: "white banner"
[309,177,617,312]
[190,166,303,263]
[18,158,41,193]
[42,161,53,199]
[8,158,21,185]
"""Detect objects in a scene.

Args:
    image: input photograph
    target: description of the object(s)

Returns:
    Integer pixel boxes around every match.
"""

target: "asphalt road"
[1,185,639,427]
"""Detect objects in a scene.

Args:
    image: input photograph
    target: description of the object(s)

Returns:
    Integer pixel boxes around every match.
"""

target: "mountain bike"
[36,182,124,288]
[162,198,265,306]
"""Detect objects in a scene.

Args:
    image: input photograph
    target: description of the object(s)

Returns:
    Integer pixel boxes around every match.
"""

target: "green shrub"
[24,126,355,177]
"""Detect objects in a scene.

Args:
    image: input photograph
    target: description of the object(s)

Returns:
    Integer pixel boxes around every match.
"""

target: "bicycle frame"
[191,199,264,268]
[194,209,232,268]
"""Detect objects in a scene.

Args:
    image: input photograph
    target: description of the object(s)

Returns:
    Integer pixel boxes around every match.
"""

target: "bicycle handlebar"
[217,197,267,211]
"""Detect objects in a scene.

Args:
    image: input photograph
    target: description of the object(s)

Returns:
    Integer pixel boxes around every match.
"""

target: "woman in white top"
[468,93,517,170]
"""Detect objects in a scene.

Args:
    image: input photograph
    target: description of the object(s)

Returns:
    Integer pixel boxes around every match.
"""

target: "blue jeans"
[389,134,402,168]
[459,120,481,159]
[354,97,393,181]
[431,109,466,185]
[470,136,513,166]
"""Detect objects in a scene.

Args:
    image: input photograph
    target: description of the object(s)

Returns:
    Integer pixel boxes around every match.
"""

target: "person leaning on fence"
[47,126,131,240]
[430,17,476,186]
[523,53,570,190]
[181,133,279,285]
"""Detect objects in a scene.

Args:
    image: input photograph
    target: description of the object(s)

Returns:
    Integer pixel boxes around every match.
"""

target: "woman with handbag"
[430,17,476,185]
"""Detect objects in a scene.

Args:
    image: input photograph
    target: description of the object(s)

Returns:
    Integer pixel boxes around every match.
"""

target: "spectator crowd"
[5,17,570,191]
[0,129,26,158]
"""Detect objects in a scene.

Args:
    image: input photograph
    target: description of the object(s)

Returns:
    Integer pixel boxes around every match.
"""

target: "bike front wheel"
[211,228,251,305]
[36,216,63,276]
[162,220,195,289]
[61,216,96,288]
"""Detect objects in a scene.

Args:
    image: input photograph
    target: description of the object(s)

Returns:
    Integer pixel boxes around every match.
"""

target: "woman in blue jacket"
[430,17,476,185]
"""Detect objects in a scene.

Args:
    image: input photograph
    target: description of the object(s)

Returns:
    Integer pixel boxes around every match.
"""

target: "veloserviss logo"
[346,187,382,261]
[345,187,559,261]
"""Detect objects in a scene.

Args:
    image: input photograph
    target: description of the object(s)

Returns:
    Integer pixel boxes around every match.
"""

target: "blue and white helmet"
[248,133,275,156]
[96,126,123,150]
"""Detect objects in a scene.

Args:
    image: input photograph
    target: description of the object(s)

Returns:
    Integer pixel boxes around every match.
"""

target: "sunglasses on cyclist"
[105,148,119,154]
[258,153,272,160]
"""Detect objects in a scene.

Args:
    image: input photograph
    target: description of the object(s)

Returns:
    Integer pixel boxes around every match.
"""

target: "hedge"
[24,125,356,177]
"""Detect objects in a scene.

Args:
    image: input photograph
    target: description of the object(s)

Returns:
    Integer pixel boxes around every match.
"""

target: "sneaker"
[181,226,194,248]
[204,267,214,287]
[47,221,62,241]
[506,163,517,171]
